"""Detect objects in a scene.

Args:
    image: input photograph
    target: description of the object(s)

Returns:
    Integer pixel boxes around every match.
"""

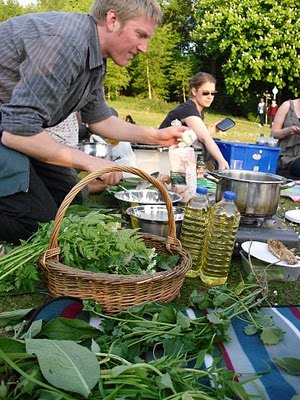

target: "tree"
[192,0,300,104]
[104,60,130,100]
[169,57,194,102]
[1,0,25,21]
[130,24,180,100]
[34,0,92,12]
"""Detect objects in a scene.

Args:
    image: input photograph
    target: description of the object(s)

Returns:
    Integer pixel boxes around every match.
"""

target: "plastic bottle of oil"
[199,191,240,286]
[180,186,211,277]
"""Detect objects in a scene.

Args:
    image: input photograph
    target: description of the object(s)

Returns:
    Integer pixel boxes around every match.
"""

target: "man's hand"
[153,125,187,146]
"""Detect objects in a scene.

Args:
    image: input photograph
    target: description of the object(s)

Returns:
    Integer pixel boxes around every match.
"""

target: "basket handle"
[46,165,181,254]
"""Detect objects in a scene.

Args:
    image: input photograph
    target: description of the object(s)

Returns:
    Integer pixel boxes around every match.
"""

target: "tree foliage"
[1,0,300,114]
[192,0,300,103]
[1,0,25,21]
[104,60,130,100]
[129,24,181,100]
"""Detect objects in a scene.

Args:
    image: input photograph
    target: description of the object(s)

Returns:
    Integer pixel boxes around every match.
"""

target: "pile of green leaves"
[0,282,281,400]
[0,208,179,294]
[59,212,179,275]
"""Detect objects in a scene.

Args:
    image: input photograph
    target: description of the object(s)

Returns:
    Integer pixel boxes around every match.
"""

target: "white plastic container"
[240,250,300,281]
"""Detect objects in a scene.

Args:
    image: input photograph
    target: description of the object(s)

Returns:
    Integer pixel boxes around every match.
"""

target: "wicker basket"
[40,165,192,314]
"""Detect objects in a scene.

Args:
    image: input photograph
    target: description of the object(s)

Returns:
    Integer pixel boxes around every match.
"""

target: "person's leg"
[0,164,58,244]
[31,160,89,206]
[0,161,88,244]
[259,114,264,126]
[289,158,300,178]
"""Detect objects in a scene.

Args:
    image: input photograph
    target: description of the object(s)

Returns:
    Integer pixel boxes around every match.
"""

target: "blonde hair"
[90,0,162,26]
[189,72,216,96]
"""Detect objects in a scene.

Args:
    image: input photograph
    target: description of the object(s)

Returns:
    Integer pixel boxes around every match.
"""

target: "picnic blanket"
[27,298,300,399]
[281,181,300,202]
[186,307,300,400]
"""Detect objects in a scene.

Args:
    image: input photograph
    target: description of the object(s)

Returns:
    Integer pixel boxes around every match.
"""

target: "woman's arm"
[184,115,229,170]
[271,100,300,139]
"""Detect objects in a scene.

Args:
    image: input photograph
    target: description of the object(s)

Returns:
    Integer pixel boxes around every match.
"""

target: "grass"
[108,97,272,144]
[0,97,299,317]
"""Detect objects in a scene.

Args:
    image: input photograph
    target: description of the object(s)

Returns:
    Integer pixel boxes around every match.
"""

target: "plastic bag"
[168,146,197,203]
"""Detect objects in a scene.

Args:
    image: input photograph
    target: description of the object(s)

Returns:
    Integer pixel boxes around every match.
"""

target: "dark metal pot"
[205,169,294,217]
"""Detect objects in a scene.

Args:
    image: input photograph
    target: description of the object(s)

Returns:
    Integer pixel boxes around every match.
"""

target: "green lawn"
[0,97,299,317]
[108,97,272,144]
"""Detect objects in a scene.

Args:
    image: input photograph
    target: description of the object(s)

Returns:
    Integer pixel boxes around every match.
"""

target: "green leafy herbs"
[243,311,285,345]
[59,212,179,275]
[0,210,179,293]
[0,283,272,399]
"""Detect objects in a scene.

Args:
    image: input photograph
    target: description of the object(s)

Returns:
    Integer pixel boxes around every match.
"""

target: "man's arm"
[89,116,186,146]
[1,130,122,185]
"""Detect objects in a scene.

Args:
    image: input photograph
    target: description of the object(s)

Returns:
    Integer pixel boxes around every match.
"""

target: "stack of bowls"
[126,204,184,238]
[114,189,183,237]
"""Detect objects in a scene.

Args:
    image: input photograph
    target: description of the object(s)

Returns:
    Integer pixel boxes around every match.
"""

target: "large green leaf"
[274,357,300,375]
[0,338,26,354]
[0,308,33,327]
[25,339,100,398]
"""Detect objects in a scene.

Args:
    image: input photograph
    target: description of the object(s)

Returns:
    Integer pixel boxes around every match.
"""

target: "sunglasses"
[200,91,218,96]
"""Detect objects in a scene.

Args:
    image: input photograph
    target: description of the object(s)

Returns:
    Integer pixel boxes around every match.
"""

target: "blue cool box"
[216,140,281,173]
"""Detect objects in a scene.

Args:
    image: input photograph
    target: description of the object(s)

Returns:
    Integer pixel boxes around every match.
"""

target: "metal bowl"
[126,205,184,237]
[114,189,182,216]
[78,142,112,159]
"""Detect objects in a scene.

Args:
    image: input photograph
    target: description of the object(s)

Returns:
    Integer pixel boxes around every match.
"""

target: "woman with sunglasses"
[159,72,229,170]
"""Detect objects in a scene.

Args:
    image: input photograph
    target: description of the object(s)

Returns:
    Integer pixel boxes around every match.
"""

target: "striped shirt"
[0,12,111,136]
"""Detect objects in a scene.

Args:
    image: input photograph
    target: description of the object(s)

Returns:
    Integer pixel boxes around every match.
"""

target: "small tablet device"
[216,117,235,131]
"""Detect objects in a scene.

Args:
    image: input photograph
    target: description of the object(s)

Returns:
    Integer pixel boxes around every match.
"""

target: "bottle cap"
[196,186,208,195]
[223,191,236,200]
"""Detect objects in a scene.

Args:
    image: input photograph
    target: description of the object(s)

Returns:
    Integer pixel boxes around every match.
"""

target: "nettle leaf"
[274,357,300,375]
[207,311,224,324]
[213,292,230,306]
[235,281,246,295]
[176,311,191,329]
[156,372,174,391]
[252,312,275,328]
[244,324,258,336]
[193,349,209,369]
[25,339,100,398]
[157,304,177,323]
[260,326,285,345]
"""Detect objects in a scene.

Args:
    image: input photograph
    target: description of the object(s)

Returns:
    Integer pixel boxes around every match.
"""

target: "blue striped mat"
[186,307,300,399]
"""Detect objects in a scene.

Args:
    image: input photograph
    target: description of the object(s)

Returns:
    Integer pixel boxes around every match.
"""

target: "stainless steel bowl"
[78,142,112,159]
[114,189,182,216]
[126,205,184,237]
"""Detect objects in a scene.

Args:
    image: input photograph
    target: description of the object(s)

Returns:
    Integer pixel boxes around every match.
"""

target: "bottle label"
[170,171,186,184]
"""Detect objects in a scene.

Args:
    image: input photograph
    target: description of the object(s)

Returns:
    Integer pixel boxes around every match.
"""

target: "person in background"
[159,72,229,170]
[0,0,186,244]
[271,98,300,178]
[125,115,136,124]
[257,97,266,127]
[268,99,279,127]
